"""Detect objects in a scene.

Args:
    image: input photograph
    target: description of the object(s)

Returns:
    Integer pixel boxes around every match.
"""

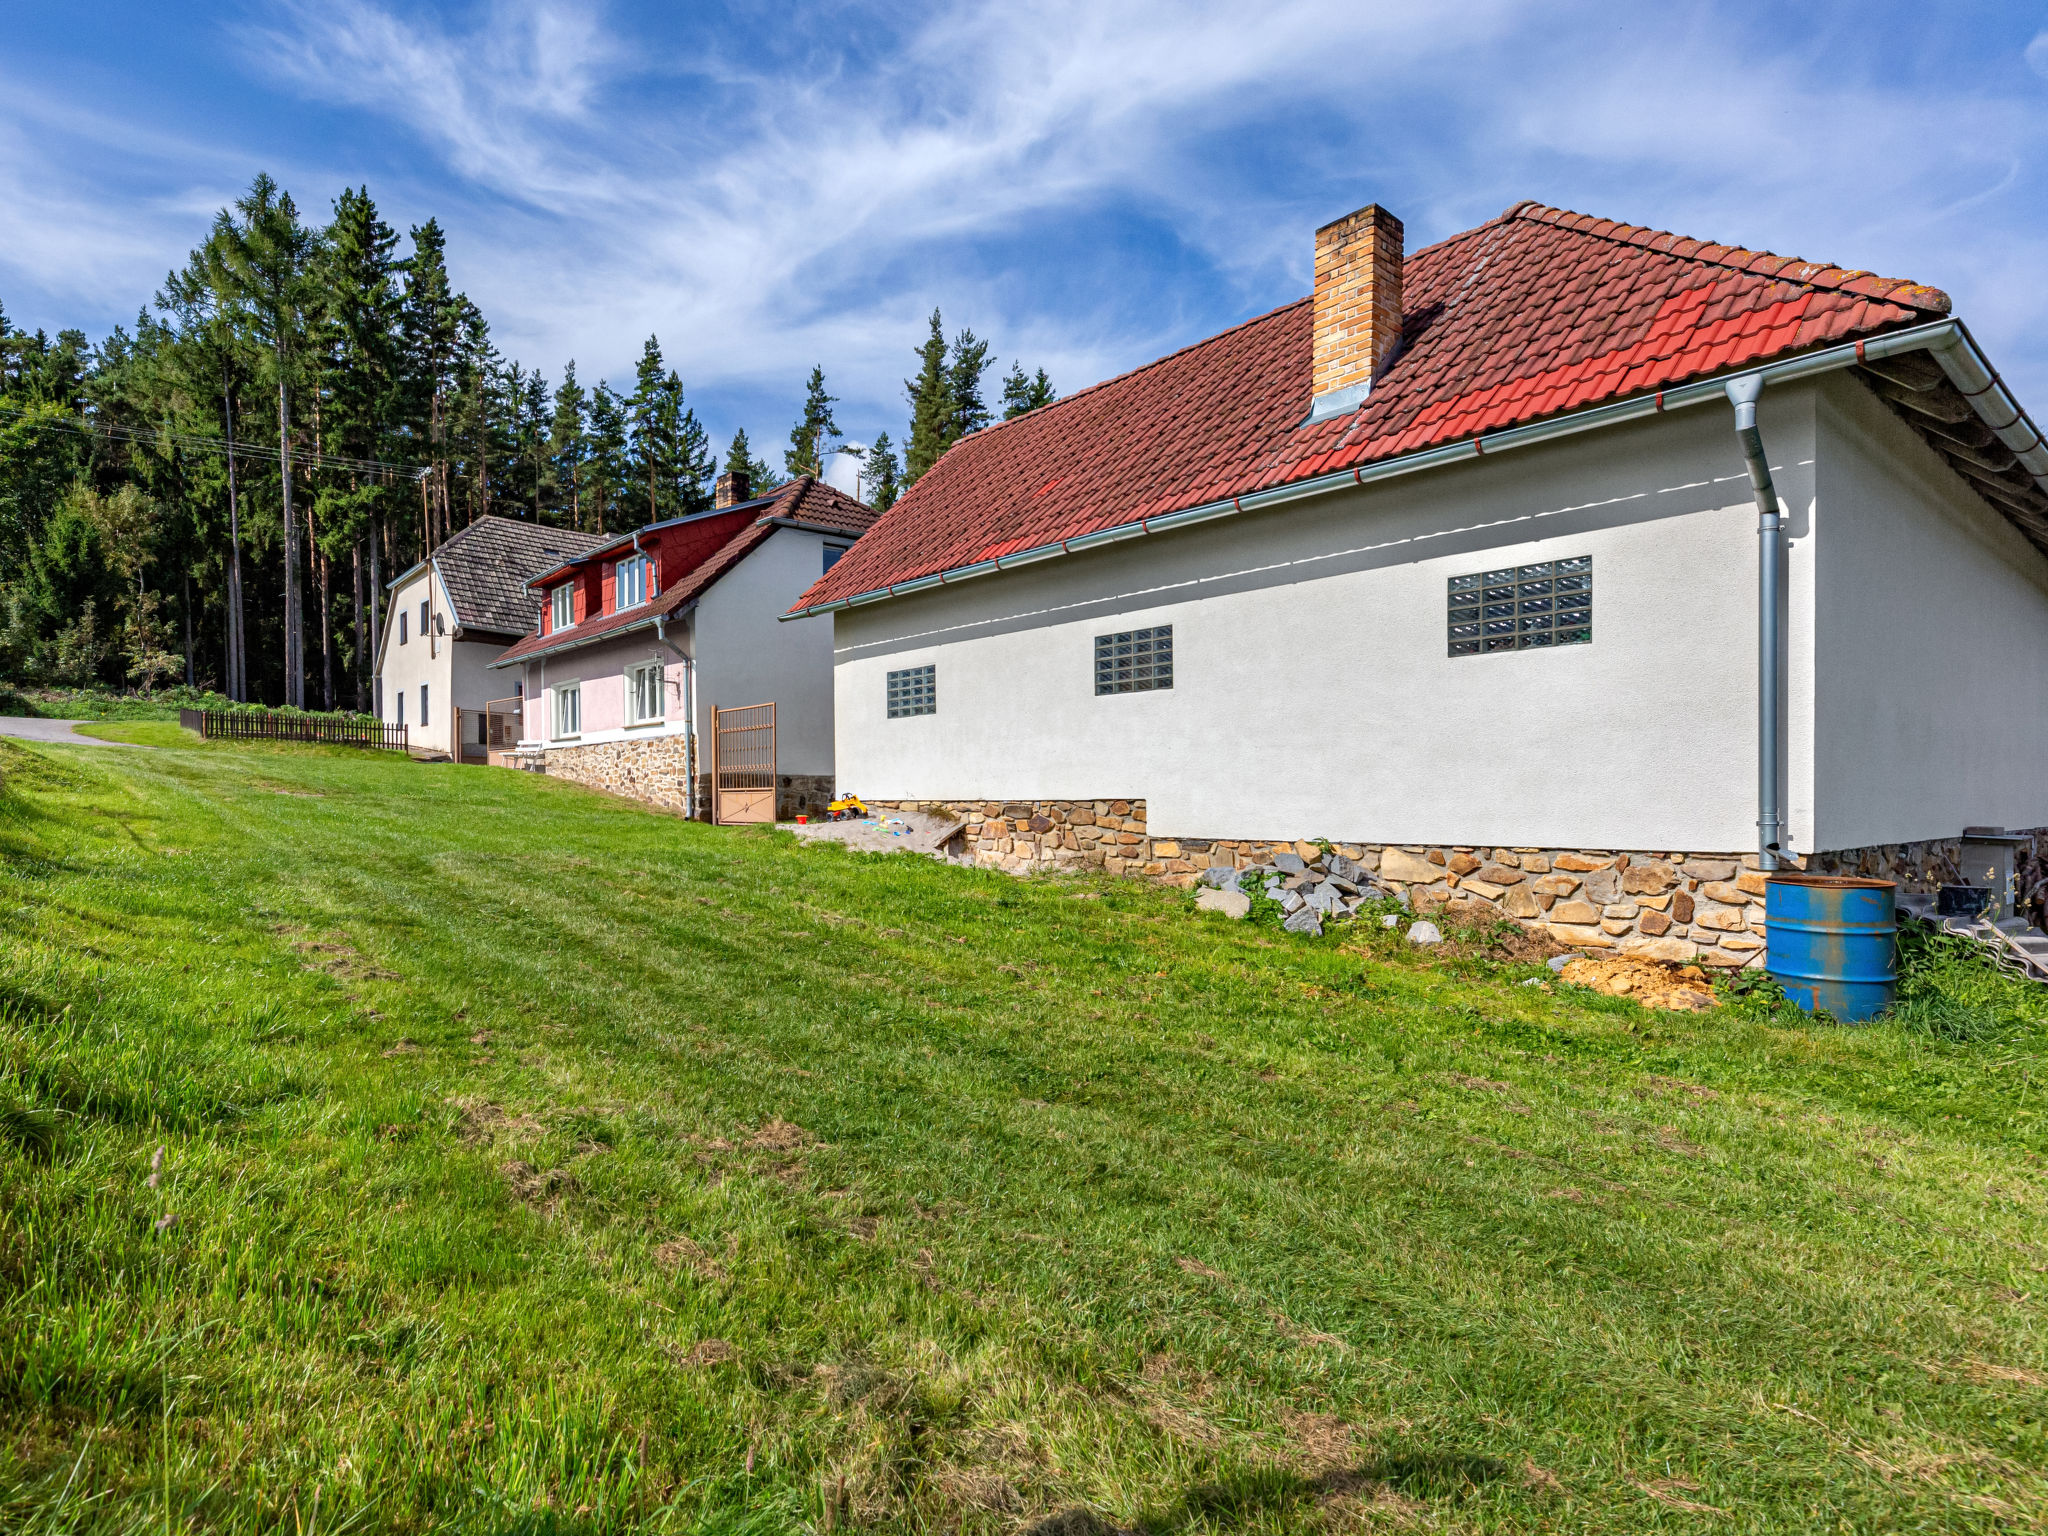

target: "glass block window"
[1448,557,1591,656]
[887,664,935,718]
[1095,626,1173,694]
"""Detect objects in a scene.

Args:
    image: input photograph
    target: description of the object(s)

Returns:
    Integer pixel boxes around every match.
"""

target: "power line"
[0,401,431,480]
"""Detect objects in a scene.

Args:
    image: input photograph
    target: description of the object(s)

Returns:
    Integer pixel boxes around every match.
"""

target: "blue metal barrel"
[1764,873,1897,1022]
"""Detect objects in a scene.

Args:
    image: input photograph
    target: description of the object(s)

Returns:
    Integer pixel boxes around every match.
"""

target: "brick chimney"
[1309,203,1403,422]
[714,470,750,509]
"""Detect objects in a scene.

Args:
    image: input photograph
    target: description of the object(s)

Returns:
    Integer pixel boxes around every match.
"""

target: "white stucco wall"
[503,525,845,777]
[373,564,528,754]
[373,566,448,744]
[694,526,843,776]
[829,390,1830,853]
[1810,374,2048,848]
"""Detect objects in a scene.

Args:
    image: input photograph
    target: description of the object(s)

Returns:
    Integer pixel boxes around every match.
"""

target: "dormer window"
[614,553,654,611]
[550,583,573,632]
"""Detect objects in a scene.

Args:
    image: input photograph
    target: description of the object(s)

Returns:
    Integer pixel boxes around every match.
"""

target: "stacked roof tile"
[794,200,1956,611]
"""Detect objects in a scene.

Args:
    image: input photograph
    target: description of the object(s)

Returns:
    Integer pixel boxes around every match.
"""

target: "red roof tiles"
[794,200,1951,611]
[498,476,875,664]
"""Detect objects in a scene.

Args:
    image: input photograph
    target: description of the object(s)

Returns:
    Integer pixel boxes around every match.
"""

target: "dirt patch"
[679,1338,738,1368]
[289,935,398,982]
[931,1465,1022,1514]
[380,1038,420,1057]
[747,1117,811,1151]
[1639,1075,1719,1102]
[1175,1255,1228,1282]
[500,1160,576,1209]
[452,1100,541,1145]
[1561,955,1716,1012]
[1522,1458,1566,1494]
[655,1234,726,1280]
[1449,1074,1515,1094]
[1281,1409,1359,1469]
[787,809,964,857]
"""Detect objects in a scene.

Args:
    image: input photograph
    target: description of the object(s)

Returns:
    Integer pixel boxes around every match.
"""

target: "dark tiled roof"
[794,200,1954,609]
[430,515,606,636]
[495,477,877,665]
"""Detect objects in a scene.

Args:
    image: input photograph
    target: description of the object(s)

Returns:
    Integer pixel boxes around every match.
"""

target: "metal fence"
[182,708,409,751]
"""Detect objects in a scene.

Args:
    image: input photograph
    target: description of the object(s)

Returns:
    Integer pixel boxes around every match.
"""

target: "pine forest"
[0,176,1054,713]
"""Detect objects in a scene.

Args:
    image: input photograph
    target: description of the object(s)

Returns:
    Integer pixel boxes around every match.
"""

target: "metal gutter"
[782,317,1992,622]
[486,607,689,669]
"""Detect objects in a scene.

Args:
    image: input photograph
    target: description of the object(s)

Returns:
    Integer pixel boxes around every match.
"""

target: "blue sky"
[6,1,2048,459]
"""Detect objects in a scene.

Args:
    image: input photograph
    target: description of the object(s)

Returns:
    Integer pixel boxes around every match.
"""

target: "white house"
[374,515,604,759]
[786,199,2048,963]
[491,473,877,820]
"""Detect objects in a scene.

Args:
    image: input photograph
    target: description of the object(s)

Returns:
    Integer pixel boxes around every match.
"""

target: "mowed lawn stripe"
[1,728,2045,1532]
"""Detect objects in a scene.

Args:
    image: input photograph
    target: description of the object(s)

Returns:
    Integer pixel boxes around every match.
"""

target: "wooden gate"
[713,702,776,824]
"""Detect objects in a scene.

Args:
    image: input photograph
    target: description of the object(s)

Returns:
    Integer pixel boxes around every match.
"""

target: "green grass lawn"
[3,732,2047,1534]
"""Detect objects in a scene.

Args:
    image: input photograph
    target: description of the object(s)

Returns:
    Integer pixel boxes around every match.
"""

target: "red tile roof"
[793,200,1952,610]
[497,476,875,665]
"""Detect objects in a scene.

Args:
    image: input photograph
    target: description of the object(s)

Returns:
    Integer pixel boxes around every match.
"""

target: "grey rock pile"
[1196,849,1396,937]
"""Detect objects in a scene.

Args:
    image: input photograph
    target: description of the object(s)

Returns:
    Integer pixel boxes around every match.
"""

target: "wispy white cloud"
[6,1,2048,443]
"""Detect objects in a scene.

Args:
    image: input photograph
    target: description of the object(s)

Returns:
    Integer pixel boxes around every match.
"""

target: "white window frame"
[614,554,653,611]
[552,681,581,740]
[625,660,664,726]
[550,583,574,632]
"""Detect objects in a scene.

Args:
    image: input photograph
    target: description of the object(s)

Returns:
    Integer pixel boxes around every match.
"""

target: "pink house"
[492,472,877,818]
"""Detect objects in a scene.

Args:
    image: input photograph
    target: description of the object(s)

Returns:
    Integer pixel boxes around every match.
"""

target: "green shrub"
[1888,919,2046,1042]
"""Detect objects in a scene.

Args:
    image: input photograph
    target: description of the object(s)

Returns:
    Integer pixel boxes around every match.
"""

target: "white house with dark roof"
[374,515,605,761]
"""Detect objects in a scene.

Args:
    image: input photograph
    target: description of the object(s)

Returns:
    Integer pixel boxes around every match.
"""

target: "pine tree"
[947,328,993,443]
[903,309,953,485]
[399,219,462,550]
[723,428,781,493]
[862,431,900,511]
[783,365,839,478]
[202,173,318,707]
[550,363,590,528]
[1001,362,1057,418]
[627,337,712,524]
[586,382,629,535]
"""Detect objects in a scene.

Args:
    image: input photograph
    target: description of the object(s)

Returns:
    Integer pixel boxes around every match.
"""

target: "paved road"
[0,715,150,747]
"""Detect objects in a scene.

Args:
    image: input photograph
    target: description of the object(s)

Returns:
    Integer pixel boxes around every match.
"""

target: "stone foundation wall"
[511,734,696,814]
[870,798,2044,966]
[510,738,832,821]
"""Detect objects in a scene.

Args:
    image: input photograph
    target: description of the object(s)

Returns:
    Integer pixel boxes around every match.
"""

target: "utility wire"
[0,400,431,480]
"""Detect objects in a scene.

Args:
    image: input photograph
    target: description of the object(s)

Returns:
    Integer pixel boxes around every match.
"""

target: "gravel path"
[0,716,150,747]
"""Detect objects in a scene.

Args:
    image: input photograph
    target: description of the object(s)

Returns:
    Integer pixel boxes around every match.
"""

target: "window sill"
[551,734,581,743]
[624,718,664,729]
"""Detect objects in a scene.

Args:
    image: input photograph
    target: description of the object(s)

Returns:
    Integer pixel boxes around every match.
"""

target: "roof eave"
[782,317,1982,621]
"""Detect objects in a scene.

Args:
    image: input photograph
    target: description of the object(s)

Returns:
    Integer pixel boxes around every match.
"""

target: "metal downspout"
[653,612,697,819]
[1726,376,1788,872]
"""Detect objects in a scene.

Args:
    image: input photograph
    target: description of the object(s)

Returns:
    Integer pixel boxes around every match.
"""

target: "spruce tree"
[946,327,993,442]
[903,309,953,485]
[628,337,713,524]
[723,428,781,493]
[1001,362,1057,418]
[783,365,839,478]
[399,219,462,549]
[586,382,629,535]
[862,431,900,511]
[550,363,590,528]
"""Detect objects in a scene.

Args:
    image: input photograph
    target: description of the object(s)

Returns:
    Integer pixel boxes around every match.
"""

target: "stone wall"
[869,797,2043,967]
[511,734,696,814]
